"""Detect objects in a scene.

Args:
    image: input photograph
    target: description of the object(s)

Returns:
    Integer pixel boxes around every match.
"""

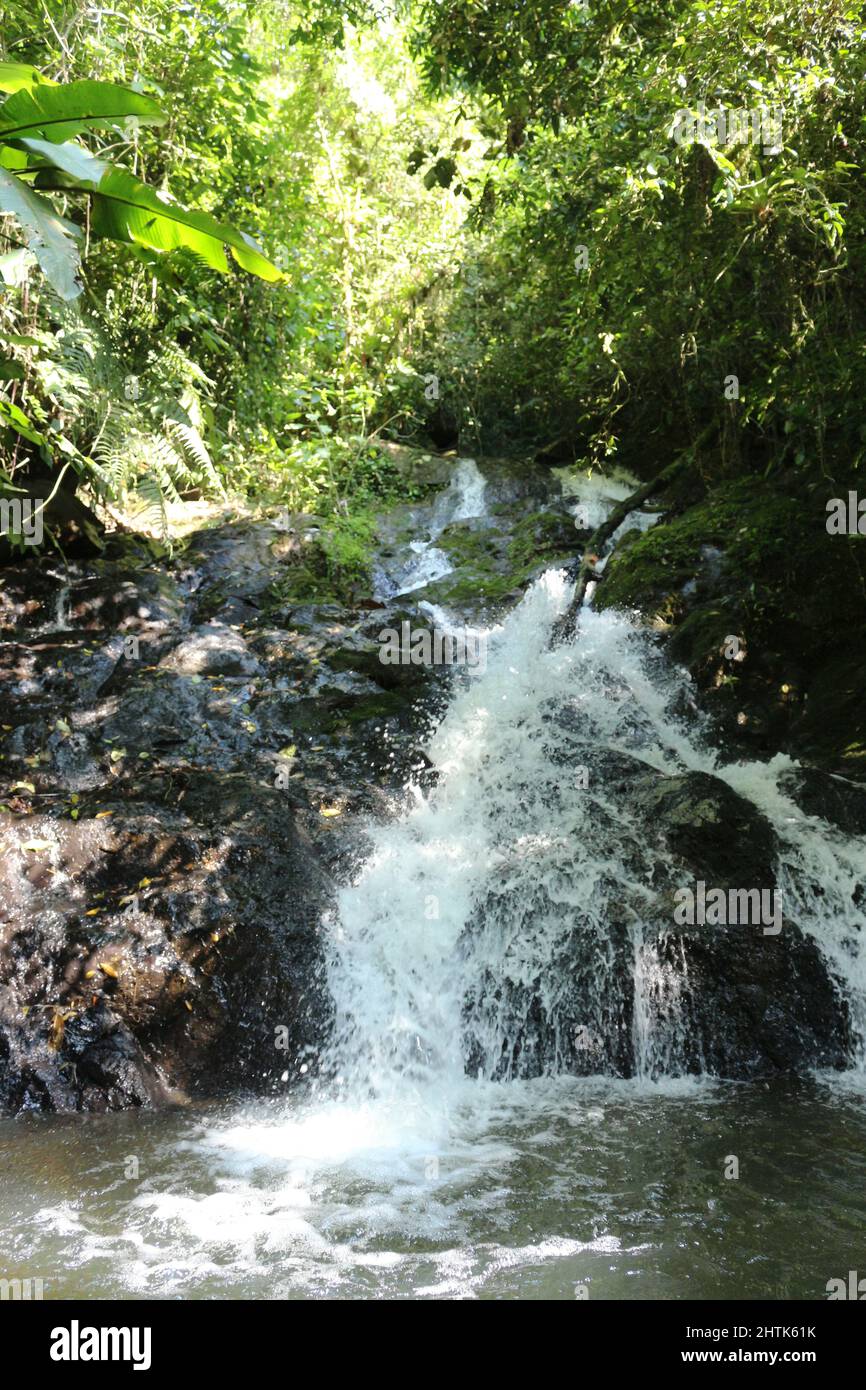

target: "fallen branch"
[551,422,717,644]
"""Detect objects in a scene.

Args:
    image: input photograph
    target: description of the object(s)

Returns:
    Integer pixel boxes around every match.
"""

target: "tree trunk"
[551,423,717,644]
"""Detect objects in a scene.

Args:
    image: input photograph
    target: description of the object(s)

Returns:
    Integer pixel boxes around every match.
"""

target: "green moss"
[425,509,575,608]
[287,689,407,735]
[437,522,502,566]
[264,507,379,605]
[336,691,409,724]
[593,474,866,771]
[194,583,228,621]
[507,509,577,569]
[422,569,516,606]
[596,479,804,619]
[795,651,866,771]
[668,607,740,671]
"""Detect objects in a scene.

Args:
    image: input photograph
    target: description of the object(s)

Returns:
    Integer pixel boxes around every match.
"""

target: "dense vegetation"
[3,1,865,502]
[0,0,470,539]
[1,1,865,758]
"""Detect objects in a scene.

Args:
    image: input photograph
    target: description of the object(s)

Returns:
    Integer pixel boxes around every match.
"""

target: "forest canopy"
[1,0,864,545]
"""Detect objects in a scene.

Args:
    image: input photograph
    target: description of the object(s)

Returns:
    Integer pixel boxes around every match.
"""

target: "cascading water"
[324,564,866,1099]
[4,462,866,1300]
[372,457,487,598]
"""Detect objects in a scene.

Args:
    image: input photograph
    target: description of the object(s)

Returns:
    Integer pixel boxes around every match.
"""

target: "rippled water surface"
[3,1076,864,1300]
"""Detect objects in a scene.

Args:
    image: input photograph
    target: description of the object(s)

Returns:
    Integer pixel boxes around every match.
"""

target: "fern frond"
[129,473,168,537]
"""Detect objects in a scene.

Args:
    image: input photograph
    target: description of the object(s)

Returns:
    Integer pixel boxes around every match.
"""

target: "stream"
[2,461,865,1300]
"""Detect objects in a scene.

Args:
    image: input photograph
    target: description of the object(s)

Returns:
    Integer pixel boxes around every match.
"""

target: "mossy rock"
[507,509,578,568]
[595,478,803,619]
[792,651,866,771]
[377,441,453,495]
[595,474,866,771]
[668,606,741,671]
[437,520,506,567]
[285,689,409,735]
[420,509,575,612]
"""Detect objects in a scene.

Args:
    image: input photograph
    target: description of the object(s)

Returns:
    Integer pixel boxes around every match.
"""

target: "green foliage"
[0,67,279,301]
[1,1,474,545]
[0,292,223,533]
[399,0,866,487]
[0,10,281,535]
[3,0,865,558]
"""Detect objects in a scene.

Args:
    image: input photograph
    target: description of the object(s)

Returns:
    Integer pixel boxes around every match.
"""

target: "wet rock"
[628,770,851,1078]
[416,509,576,615]
[462,878,635,1080]
[4,455,561,1115]
[0,555,181,639]
[595,477,866,772]
[160,622,263,678]
[481,457,565,509]
[778,766,866,837]
[15,455,835,1108]
[64,1006,170,1110]
[377,441,454,492]
[0,782,333,1114]
[0,562,78,634]
[628,770,778,890]
[0,983,81,1113]
[64,571,182,635]
[462,757,853,1083]
[645,921,851,1080]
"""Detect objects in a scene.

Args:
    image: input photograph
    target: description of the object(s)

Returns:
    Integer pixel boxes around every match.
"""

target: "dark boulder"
[629,770,852,1078]
[468,757,853,1082]
[647,922,851,1079]
[628,769,779,891]
[778,765,866,838]
[0,780,333,1114]
[461,876,635,1080]
[0,509,446,1115]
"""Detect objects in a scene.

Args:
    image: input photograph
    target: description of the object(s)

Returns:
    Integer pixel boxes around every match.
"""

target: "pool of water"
[2,1073,863,1300]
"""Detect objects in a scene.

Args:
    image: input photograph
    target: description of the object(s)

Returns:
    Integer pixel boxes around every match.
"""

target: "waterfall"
[373,458,487,598]
[324,554,866,1099]
[9,462,865,1300]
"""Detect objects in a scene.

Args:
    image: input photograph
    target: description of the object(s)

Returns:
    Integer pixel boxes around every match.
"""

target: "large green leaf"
[0,63,55,95]
[12,138,108,183]
[0,145,29,171]
[0,81,165,143]
[0,247,33,287]
[0,330,41,347]
[0,395,44,443]
[0,167,82,299]
[38,165,283,282]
